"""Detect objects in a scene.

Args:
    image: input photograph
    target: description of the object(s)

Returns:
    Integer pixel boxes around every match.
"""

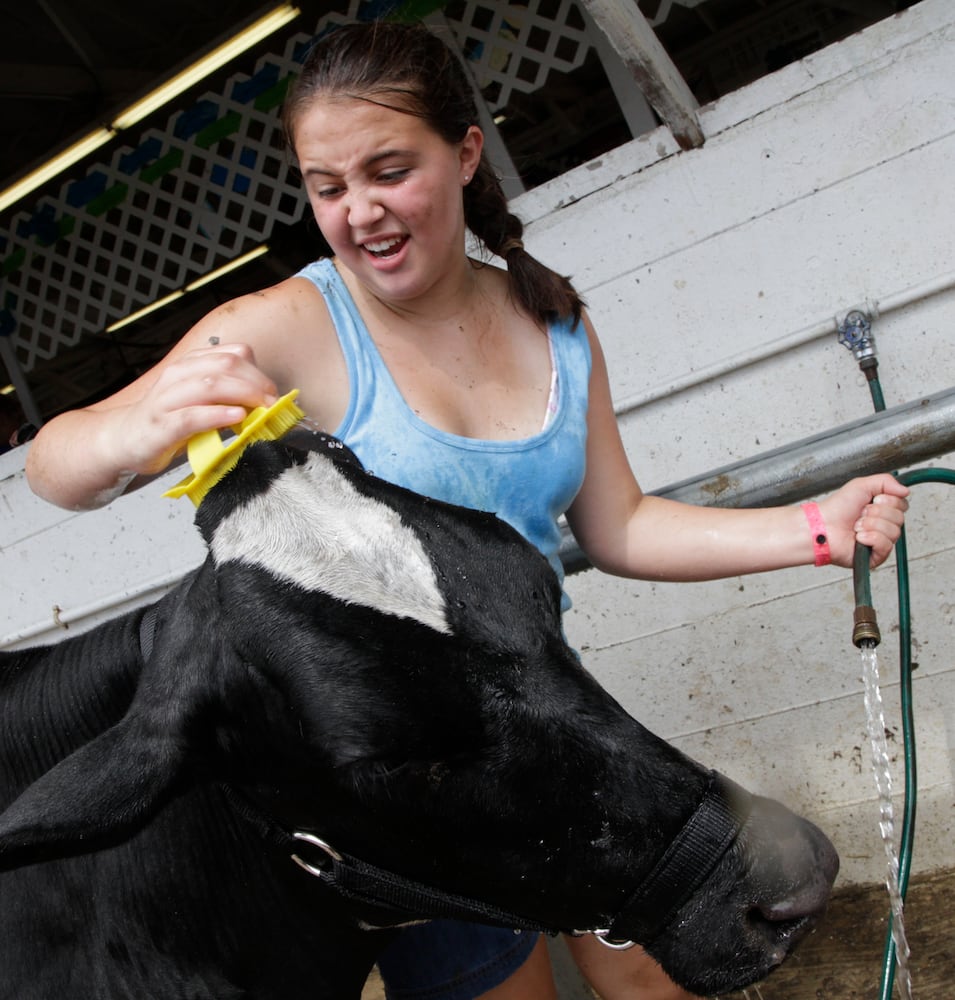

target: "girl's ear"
[459,125,484,183]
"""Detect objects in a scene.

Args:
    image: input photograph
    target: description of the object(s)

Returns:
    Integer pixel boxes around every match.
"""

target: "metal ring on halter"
[290,831,343,878]
[590,928,638,951]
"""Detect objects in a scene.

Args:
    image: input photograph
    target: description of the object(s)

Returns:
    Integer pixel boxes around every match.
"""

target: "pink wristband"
[801,502,831,567]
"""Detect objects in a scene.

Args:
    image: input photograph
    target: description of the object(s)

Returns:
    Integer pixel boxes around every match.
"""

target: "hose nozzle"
[853,605,882,648]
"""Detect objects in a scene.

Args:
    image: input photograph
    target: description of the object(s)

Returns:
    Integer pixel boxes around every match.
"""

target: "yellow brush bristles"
[164,390,305,507]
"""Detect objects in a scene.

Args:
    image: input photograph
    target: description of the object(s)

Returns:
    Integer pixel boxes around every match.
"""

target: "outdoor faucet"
[838,309,877,376]
[839,308,885,412]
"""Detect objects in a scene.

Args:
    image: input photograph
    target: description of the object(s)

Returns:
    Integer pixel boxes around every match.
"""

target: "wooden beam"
[577,0,704,151]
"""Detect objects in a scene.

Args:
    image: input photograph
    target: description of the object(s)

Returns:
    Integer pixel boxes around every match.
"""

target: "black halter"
[602,771,752,944]
[223,770,752,946]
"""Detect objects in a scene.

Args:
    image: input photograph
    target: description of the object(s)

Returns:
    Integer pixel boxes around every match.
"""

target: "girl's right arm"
[26,296,286,511]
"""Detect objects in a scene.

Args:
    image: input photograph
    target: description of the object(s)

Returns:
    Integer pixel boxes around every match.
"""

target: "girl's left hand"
[818,474,909,569]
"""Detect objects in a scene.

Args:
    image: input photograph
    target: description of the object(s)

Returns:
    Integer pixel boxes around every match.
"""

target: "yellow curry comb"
[164,389,305,507]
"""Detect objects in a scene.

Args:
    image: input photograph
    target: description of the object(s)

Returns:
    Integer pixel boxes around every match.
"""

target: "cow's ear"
[0,575,225,871]
[0,708,188,870]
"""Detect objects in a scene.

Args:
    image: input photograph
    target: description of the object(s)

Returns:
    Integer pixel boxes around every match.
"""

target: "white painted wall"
[521,0,955,886]
[1,453,201,647]
[2,0,952,889]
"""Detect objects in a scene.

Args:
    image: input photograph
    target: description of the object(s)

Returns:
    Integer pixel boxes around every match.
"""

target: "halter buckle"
[290,830,343,878]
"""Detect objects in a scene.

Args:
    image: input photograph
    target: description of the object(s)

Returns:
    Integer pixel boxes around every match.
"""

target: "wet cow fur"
[0,431,839,998]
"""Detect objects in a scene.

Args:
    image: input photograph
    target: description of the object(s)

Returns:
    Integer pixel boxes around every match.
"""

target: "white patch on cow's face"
[210,453,451,634]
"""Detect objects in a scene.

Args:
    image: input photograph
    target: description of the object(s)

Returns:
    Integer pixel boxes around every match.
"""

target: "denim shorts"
[375,920,538,1000]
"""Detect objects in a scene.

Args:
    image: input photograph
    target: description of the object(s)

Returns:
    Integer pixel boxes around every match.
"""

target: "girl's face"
[293,95,483,305]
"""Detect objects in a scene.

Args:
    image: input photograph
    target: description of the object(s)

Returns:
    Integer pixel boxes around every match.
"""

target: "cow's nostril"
[747,905,813,954]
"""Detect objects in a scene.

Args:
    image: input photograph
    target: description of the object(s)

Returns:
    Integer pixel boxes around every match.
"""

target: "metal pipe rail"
[561,386,955,574]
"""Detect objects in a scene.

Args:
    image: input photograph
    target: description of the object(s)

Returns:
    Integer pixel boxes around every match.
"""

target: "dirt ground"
[723,868,955,999]
[361,868,954,999]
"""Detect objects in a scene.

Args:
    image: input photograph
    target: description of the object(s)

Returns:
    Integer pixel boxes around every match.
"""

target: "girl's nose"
[347,189,385,229]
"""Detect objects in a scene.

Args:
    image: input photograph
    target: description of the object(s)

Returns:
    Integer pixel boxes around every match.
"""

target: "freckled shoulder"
[206,273,349,430]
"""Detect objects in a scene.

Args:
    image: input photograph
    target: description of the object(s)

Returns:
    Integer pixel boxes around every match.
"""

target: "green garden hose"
[852,373,955,1000]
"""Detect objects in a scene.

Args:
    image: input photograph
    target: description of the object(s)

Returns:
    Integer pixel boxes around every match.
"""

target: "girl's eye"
[378,169,409,184]
[315,186,343,200]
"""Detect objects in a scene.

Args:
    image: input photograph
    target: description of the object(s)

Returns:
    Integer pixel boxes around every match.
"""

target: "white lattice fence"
[0,0,601,377]
[443,0,592,110]
[0,19,330,375]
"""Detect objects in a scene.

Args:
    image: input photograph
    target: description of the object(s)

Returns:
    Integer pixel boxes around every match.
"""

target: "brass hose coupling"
[852,605,882,648]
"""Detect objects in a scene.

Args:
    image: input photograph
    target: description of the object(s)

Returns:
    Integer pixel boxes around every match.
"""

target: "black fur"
[0,435,838,998]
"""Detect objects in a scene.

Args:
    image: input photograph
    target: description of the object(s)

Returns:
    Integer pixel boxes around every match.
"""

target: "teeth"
[364,237,403,254]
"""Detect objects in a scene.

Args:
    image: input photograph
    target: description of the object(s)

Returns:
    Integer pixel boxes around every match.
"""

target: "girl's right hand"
[107,342,279,478]
[26,340,280,510]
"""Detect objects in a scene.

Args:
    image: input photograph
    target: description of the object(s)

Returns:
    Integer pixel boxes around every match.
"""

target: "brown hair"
[282,21,584,326]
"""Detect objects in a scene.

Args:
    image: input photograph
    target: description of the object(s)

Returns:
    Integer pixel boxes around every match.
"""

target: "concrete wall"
[2,0,952,888]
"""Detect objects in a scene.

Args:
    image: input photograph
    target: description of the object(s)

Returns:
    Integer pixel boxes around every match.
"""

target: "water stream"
[860,642,913,999]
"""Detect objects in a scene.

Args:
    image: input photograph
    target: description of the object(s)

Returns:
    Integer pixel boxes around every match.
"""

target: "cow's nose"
[737,803,840,960]
[761,826,839,922]
[745,820,839,965]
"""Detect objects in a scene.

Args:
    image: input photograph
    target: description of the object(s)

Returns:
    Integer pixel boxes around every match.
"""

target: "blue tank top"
[294,258,591,604]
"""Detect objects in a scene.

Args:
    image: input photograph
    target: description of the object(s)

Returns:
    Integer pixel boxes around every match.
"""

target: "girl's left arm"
[566,318,909,582]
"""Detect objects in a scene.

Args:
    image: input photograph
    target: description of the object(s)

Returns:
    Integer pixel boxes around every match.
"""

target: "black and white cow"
[0,430,838,999]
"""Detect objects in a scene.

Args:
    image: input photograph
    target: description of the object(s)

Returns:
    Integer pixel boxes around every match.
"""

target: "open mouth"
[363,236,407,259]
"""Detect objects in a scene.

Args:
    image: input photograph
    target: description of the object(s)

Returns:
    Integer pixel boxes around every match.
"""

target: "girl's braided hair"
[282,20,584,326]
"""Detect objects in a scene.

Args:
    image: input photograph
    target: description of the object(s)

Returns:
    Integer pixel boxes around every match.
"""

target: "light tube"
[105,290,186,333]
[0,129,115,214]
[0,5,300,214]
[112,5,301,129]
[184,244,269,291]
[105,244,268,332]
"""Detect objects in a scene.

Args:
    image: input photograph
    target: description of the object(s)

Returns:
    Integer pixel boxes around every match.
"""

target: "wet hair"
[282,20,584,326]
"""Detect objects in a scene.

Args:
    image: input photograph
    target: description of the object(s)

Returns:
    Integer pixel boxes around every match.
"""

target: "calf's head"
[0,430,837,994]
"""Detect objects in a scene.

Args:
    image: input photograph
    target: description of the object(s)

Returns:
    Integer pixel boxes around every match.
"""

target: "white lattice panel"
[0,0,598,376]
[443,0,592,111]
[0,9,355,375]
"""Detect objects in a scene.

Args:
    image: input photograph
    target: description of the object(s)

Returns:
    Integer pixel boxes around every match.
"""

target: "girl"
[26,21,907,1000]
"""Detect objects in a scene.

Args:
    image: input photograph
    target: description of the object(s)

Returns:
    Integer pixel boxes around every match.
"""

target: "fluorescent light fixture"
[0,128,116,214]
[0,4,300,214]
[105,244,269,332]
[1,384,14,395]
[184,244,270,292]
[106,290,186,333]
[112,5,301,130]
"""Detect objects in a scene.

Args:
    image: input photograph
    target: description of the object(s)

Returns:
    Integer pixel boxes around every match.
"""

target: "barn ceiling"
[0,1,293,196]
[0,0,921,424]
[0,0,914,200]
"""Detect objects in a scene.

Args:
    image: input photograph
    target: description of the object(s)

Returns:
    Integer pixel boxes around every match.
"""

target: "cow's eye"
[353,759,412,786]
